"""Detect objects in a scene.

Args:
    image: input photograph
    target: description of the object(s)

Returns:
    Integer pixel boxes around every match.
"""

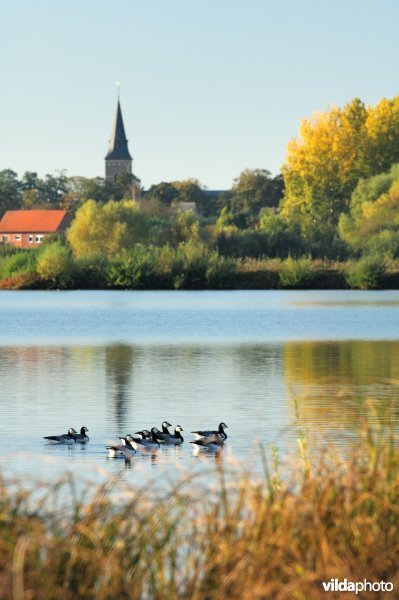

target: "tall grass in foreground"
[1,411,399,600]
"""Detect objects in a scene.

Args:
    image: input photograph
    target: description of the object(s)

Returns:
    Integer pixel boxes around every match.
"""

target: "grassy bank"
[1,414,398,599]
[1,243,399,290]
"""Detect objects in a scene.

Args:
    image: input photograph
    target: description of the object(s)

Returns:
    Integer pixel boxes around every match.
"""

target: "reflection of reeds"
[1,413,399,599]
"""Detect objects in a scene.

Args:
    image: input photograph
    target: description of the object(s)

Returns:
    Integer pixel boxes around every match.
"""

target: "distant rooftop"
[203,190,229,196]
[0,210,69,233]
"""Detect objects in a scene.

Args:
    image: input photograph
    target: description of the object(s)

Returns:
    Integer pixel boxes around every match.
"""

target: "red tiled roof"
[0,210,69,233]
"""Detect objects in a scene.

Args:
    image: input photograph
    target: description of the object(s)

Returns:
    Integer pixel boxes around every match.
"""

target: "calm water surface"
[0,290,398,488]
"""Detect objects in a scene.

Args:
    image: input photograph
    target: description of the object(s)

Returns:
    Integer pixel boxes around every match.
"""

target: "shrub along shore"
[1,242,399,291]
[0,408,398,599]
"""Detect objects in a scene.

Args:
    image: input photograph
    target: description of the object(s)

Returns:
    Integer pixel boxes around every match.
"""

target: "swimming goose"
[190,433,224,451]
[134,429,152,439]
[74,426,90,443]
[191,422,228,442]
[151,427,168,443]
[165,425,184,445]
[130,428,160,451]
[43,427,77,445]
[106,435,136,457]
[152,421,173,443]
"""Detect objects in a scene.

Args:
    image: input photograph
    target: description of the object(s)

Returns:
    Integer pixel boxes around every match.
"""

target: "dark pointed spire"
[105,100,133,161]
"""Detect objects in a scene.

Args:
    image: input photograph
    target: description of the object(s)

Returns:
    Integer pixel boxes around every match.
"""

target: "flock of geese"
[43,422,228,457]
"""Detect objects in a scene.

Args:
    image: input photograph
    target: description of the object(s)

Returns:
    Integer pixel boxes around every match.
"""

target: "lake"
[0,290,398,489]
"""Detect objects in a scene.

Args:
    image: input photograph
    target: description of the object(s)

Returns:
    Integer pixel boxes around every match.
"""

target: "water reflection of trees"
[283,340,399,431]
[105,345,135,430]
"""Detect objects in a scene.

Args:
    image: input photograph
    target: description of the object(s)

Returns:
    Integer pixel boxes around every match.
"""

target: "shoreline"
[1,248,399,290]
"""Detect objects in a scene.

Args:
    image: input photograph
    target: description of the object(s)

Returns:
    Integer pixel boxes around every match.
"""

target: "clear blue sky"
[1,0,398,189]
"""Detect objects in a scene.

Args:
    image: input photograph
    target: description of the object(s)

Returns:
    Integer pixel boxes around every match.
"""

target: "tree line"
[1,95,399,263]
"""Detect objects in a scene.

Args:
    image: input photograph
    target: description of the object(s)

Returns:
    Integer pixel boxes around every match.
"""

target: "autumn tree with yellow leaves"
[67,199,150,258]
[281,96,399,251]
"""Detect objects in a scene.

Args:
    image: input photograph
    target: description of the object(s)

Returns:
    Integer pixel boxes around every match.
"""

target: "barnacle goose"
[190,432,224,451]
[43,427,77,445]
[152,421,172,443]
[74,426,90,443]
[130,428,160,451]
[191,422,228,442]
[106,435,136,457]
[165,425,184,445]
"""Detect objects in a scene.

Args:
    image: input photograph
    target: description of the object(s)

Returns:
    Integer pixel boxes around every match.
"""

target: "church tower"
[105,97,133,182]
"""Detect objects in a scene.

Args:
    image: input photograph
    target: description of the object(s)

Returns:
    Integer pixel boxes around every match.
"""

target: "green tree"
[257,209,303,257]
[146,182,179,205]
[0,169,21,217]
[66,176,113,204]
[112,173,142,201]
[345,255,387,289]
[20,172,45,208]
[36,242,71,286]
[231,169,284,216]
[21,188,42,209]
[21,171,41,191]
[42,172,68,206]
[215,206,239,234]
[339,166,399,257]
[196,190,231,218]
[345,163,399,221]
[67,199,150,258]
[172,179,205,205]
[166,210,202,246]
[19,171,70,209]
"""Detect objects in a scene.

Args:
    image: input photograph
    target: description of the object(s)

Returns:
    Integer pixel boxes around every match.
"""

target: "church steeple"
[105,94,133,182]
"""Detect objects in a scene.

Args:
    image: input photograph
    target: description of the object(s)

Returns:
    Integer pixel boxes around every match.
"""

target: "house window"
[28,235,33,243]
[35,235,43,243]
[14,235,21,241]
[1,235,8,243]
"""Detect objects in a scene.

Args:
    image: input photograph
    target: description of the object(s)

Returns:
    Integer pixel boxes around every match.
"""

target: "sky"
[1,0,399,190]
